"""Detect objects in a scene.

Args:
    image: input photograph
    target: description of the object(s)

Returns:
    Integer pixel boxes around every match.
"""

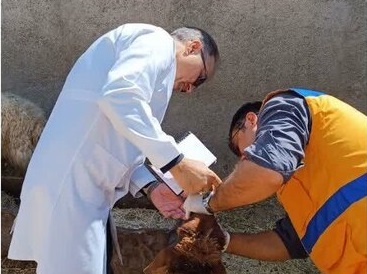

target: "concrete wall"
[2,0,366,177]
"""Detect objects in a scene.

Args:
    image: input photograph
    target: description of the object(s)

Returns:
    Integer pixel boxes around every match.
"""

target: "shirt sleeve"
[243,91,311,182]
[97,28,181,170]
[273,216,309,259]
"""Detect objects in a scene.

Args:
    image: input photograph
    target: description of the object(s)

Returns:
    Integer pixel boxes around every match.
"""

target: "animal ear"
[211,262,227,274]
[143,247,177,274]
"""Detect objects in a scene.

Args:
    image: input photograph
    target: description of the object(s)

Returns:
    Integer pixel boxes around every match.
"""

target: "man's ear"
[186,39,203,54]
[245,112,258,128]
[144,247,177,274]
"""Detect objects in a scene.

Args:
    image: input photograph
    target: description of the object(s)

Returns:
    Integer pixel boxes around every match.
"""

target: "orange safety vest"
[263,88,367,274]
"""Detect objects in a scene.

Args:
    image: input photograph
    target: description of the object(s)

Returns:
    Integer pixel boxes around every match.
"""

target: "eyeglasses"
[228,120,245,156]
[192,49,207,88]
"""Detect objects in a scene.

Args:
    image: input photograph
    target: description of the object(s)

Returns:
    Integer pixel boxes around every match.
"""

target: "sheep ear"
[143,247,176,274]
[211,262,227,274]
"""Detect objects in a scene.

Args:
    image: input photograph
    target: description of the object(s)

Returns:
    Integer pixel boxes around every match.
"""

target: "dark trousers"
[106,217,114,274]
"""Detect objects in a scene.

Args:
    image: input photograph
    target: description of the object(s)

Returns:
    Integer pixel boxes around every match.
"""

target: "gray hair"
[171,26,220,63]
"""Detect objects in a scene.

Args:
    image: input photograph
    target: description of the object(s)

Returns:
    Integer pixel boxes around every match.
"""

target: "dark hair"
[228,101,262,155]
[171,26,220,64]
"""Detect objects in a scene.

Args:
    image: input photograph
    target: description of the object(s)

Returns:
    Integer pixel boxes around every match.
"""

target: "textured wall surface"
[2,0,366,177]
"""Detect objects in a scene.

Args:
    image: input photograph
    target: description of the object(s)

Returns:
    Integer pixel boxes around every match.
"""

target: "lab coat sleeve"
[129,164,157,197]
[97,32,181,169]
[129,164,183,197]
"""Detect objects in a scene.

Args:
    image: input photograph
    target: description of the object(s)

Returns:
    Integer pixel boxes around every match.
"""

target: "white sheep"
[1,92,46,175]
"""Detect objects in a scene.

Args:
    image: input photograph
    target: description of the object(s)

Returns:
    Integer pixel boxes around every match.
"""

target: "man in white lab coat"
[8,23,221,274]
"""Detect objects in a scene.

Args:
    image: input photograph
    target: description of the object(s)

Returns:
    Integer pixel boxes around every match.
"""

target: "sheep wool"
[1,92,46,174]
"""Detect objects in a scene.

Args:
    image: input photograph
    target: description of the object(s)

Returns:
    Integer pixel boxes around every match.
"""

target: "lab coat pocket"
[77,144,128,208]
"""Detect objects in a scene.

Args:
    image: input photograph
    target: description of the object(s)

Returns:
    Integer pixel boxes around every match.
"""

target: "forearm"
[226,230,291,262]
[210,160,283,212]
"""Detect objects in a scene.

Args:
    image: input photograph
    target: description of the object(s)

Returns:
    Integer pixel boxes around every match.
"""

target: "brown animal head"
[144,213,227,274]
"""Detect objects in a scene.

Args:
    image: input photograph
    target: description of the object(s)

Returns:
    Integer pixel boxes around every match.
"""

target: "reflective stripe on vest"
[301,173,367,253]
[291,87,323,97]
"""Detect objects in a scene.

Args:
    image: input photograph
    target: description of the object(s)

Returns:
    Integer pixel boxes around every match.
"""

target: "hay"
[1,191,19,215]
[222,253,318,274]
[1,257,36,274]
[112,208,177,230]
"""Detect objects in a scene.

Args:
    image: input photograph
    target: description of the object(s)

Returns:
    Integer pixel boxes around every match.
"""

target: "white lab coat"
[8,23,181,274]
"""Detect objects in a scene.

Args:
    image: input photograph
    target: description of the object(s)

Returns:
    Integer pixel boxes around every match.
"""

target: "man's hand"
[169,158,222,194]
[149,182,185,219]
[183,194,212,219]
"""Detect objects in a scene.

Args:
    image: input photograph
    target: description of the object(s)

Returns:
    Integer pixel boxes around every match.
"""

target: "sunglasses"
[228,120,245,156]
[192,49,208,88]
